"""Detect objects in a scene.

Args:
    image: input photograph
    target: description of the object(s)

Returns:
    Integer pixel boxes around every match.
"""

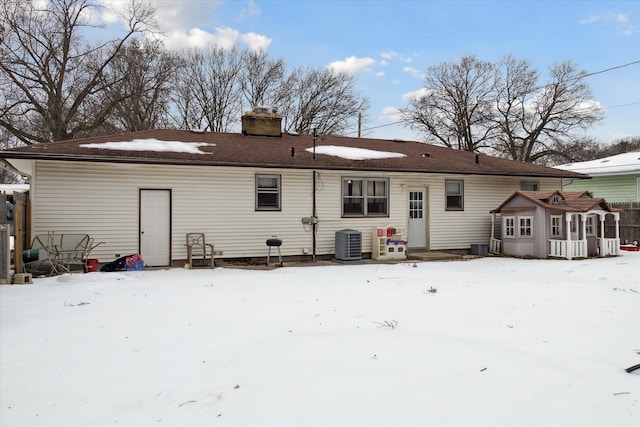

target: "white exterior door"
[140,189,171,266]
[408,188,427,249]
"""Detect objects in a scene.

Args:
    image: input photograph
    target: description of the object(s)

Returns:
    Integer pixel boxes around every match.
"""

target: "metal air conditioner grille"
[335,229,362,261]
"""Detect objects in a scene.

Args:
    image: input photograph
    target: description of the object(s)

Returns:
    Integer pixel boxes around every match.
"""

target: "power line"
[581,60,640,79]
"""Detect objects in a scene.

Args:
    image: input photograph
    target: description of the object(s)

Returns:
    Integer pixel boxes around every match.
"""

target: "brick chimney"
[241,107,282,137]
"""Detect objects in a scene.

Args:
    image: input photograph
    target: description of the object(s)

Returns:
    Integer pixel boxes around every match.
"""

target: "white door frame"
[407,186,429,250]
[139,189,171,266]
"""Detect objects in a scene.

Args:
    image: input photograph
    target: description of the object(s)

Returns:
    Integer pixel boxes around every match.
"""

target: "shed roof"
[491,190,620,213]
[0,129,586,178]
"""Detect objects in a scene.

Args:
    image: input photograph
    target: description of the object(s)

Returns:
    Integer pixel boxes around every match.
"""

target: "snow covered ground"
[1,252,639,427]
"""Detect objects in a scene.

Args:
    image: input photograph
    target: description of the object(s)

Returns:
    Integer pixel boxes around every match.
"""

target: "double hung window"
[445,180,464,211]
[255,174,281,211]
[342,178,388,217]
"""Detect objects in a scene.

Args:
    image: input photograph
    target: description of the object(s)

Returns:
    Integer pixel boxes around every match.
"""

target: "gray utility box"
[335,229,362,261]
[470,243,489,256]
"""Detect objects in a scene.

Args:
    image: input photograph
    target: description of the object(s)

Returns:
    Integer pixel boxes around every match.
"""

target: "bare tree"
[239,49,287,111]
[400,55,498,151]
[99,38,178,133]
[402,55,604,163]
[493,57,604,163]
[172,46,243,132]
[0,0,157,144]
[279,66,369,135]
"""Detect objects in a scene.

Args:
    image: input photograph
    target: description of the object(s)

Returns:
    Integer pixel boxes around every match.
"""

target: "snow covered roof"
[0,129,586,179]
[555,151,640,176]
[80,139,216,154]
[305,145,406,160]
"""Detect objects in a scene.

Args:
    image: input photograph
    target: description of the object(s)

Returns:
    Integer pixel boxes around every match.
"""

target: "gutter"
[0,151,588,180]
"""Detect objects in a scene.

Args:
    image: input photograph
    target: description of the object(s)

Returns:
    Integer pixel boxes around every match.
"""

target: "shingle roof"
[492,190,620,213]
[0,129,586,178]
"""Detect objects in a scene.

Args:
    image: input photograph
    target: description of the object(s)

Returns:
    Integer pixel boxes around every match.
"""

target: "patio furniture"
[186,233,215,268]
[24,232,104,276]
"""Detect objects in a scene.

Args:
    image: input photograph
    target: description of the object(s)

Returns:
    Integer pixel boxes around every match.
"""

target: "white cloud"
[403,66,424,79]
[328,56,376,75]
[375,71,385,77]
[380,50,397,60]
[125,1,271,51]
[380,106,403,122]
[241,32,272,51]
[402,88,428,102]
[161,26,270,51]
[579,15,600,25]
[616,13,629,23]
[238,0,261,20]
[380,50,414,64]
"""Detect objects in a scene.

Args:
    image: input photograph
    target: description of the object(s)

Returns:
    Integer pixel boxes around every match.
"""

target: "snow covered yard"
[1,253,639,427]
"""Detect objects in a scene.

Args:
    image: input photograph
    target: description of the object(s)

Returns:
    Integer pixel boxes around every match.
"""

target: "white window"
[550,215,562,237]
[342,178,388,217]
[519,216,533,237]
[503,216,515,238]
[255,174,281,211]
[445,180,464,211]
[585,215,595,236]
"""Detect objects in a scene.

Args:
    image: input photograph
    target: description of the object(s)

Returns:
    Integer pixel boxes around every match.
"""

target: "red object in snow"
[83,259,99,273]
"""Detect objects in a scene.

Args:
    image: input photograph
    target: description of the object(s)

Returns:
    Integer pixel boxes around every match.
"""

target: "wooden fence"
[1,192,10,283]
[1,191,29,283]
[606,201,640,244]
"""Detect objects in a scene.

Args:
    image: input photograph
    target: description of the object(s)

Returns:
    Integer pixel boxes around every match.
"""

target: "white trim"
[550,214,562,237]
[518,216,533,238]
[503,216,515,238]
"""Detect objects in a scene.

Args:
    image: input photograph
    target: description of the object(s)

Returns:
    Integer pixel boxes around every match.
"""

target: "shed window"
[585,215,595,236]
[445,180,464,211]
[550,215,562,237]
[342,178,388,217]
[503,216,515,238]
[519,216,533,237]
[256,174,281,211]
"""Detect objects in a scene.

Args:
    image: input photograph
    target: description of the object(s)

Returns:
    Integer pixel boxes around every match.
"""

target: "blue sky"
[105,0,640,143]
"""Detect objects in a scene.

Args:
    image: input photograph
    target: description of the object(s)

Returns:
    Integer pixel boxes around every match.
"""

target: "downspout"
[312,170,317,262]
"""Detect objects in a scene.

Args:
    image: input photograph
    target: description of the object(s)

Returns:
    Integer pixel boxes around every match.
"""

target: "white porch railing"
[490,238,501,254]
[600,238,620,256]
[549,239,588,259]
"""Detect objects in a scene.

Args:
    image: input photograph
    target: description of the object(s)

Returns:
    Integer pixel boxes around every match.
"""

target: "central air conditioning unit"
[335,229,362,261]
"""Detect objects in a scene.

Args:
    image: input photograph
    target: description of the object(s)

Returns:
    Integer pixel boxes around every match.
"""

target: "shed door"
[408,188,427,249]
[140,189,171,266]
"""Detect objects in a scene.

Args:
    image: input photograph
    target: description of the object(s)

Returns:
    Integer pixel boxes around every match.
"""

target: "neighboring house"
[0,111,586,267]
[489,191,621,260]
[556,151,640,202]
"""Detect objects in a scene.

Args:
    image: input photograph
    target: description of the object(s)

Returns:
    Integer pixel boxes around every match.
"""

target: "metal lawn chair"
[185,233,215,268]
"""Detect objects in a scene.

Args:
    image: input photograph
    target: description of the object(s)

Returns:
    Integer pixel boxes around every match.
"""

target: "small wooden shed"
[489,191,621,260]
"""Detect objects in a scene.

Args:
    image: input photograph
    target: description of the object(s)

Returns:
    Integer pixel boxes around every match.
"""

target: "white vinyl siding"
[30,160,563,260]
